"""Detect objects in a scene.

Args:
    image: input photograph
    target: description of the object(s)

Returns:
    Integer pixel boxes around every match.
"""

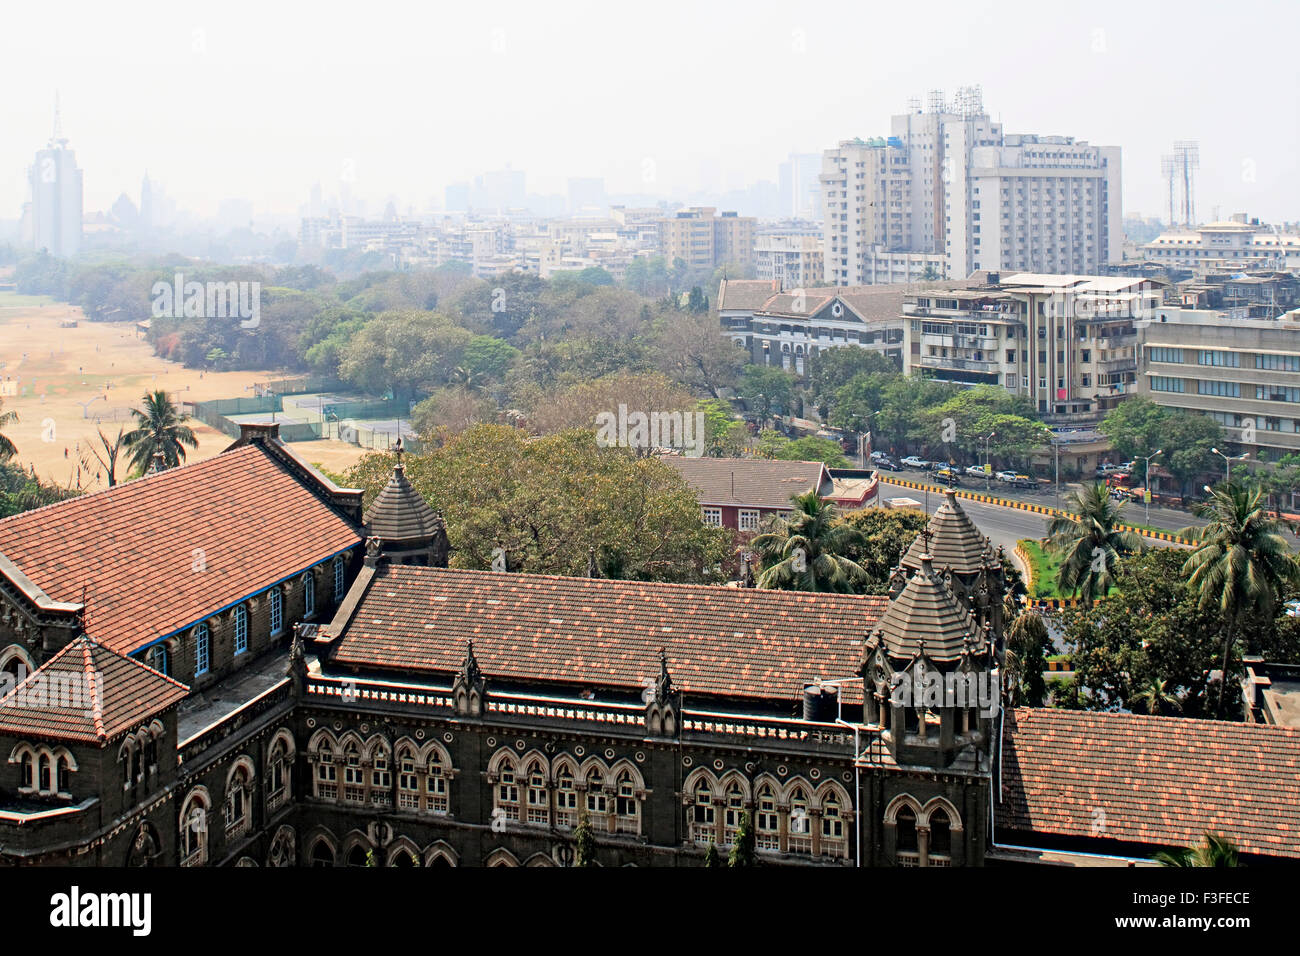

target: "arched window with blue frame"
[233,605,248,655]
[194,622,210,675]
[270,587,283,636]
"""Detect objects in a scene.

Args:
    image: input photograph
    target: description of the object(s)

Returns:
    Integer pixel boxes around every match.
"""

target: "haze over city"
[4,0,1298,222]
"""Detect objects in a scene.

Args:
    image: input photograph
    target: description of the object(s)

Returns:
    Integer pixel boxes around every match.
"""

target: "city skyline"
[3,0,1298,226]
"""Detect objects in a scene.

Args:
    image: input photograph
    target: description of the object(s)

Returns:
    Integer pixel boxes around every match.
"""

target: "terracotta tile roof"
[0,637,189,744]
[329,565,887,703]
[716,278,780,312]
[660,456,830,510]
[998,708,1300,859]
[0,444,363,655]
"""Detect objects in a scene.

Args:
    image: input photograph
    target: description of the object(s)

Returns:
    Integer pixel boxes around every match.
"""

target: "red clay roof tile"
[330,565,886,703]
[0,444,362,655]
[998,707,1300,859]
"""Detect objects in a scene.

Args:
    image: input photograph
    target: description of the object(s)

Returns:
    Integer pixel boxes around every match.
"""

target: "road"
[873,467,1214,546]
[876,478,1050,556]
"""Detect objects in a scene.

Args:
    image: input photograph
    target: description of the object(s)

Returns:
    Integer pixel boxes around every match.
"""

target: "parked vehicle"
[870,450,888,462]
[1011,474,1036,489]
[874,456,901,471]
[901,456,930,469]
[934,468,962,486]
[996,471,1018,483]
[966,464,990,478]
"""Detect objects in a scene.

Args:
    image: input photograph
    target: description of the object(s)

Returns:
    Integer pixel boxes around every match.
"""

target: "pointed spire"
[50,91,67,147]
[458,639,481,686]
[655,647,674,702]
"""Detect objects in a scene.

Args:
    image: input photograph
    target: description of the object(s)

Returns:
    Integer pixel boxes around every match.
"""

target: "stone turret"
[362,441,449,567]
[899,491,1006,643]
[863,554,999,768]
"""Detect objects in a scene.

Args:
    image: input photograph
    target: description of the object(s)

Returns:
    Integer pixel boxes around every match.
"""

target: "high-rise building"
[754,234,823,289]
[656,206,755,273]
[777,152,822,220]
[822,89,1121,285]
[28,99,83,258]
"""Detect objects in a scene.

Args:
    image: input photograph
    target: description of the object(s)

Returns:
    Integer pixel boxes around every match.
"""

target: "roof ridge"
[81,639,105,740]
[381,564,891,604]
[0,444,262,528]
[1012,705,1300,738]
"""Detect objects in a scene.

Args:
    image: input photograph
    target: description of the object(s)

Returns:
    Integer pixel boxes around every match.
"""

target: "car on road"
[874,456,901,471]
[1011,474,1036,489]
[901,456,930,469]
[995,470,1018,483]
[966,464,990,478]
[934,468,962,486]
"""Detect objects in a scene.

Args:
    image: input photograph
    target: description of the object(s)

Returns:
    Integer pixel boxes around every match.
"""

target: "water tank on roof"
[802,684,838,722]
[887,136,902,148]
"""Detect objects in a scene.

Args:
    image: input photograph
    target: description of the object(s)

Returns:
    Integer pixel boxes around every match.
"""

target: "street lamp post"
[1139,449,1162,525]
[1210,447,1249,483]
[980,431,996,492]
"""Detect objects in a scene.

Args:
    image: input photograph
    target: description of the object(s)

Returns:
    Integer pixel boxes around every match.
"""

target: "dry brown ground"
[0,297,370,491]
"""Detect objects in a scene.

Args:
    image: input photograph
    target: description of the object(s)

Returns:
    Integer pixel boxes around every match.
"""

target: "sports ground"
[0,293,369,491]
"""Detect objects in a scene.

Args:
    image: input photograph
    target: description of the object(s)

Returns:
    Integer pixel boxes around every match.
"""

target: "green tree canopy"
[344,425,730,582]
[752,491,869,592]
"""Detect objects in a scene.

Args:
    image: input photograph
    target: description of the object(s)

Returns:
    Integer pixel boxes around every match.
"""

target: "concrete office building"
[657,207,755,273]
[1136,305,1300,459]
[755,234,824,289]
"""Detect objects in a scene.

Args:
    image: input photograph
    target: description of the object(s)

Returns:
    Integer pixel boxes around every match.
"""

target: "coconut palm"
[1045,482,1145,605]
[1178,480,1299,712]
[0,399,18,460]
[85,426,126,487]
[123,390,199,474]
[1129,677,1181,716]
[751,491,869,593]
[1154,832,1241,867]
[1005,611,1049,707]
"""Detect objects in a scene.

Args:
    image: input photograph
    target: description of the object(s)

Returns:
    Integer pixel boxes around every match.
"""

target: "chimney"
[237,422,281,444]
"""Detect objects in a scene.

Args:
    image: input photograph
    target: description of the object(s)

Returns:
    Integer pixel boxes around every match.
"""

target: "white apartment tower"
[823,88,1121,284]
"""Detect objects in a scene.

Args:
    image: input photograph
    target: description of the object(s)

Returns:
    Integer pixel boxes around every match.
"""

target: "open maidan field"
[0,293,368,490]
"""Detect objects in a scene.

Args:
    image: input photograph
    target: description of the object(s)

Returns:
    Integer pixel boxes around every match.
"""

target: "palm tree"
[85,426,126,487]
[1129,677,1181,716]
[123,390,199,474]
[0,398,18,461]
[1178,480,1299,713]
[751,491,868,593]
[1005,611,1049,707]
[1045,483,1145,605]
[1154,832,1241,867]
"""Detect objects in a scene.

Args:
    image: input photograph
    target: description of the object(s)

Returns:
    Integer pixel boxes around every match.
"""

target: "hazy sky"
[4,0,1298,222]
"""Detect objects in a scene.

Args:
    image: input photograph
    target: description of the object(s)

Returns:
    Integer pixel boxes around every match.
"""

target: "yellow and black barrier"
[880,476,1193,544]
